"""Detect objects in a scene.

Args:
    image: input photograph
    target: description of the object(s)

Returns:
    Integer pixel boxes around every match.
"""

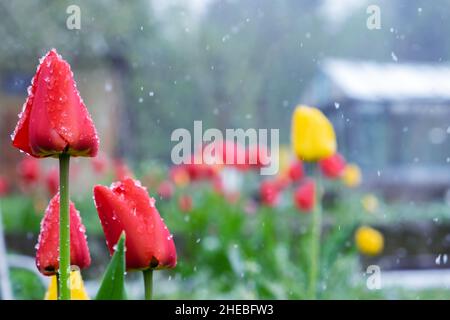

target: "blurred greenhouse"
[1,0,450,301]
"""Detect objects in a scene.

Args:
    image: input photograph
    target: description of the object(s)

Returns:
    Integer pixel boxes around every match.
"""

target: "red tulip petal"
[36,193,91,275]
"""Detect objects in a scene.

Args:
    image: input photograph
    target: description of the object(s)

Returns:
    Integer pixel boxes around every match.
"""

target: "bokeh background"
[1,0,450,299]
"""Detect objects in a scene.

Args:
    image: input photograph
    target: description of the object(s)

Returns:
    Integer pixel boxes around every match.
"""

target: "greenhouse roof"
[322,59,450,102]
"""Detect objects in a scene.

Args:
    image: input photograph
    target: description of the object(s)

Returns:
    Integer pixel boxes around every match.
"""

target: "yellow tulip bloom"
[44,270,89,300]
[355,226,384,256]
[291,105,337,161]
[342,163,362,187]
[361,194,379,213]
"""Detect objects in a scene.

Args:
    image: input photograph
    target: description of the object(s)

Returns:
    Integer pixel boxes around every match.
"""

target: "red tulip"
[259,180,280,207]
[178,195,193,213]
[157,180,174,200]
[206,140,248,170]
[0,176,9,197]
[184,161,217,181]
[288,160,304,182]
[11,49,99,158]
[93,178,177,270]
[294,179,315,212]
[36,193,91,275]
[319,153,346,179]
[17,156,40,185]
[45,167,59,195]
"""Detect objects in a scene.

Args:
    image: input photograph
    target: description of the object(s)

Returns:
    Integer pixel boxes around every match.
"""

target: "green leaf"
[95,233,127,300]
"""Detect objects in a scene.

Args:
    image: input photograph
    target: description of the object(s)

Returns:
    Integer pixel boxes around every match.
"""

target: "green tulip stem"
[143,269,153,300]
[308,166,322,300]
[58,153,71,300]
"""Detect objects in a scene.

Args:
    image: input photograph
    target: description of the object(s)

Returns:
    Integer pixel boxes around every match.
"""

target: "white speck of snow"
[149,91,154,97]
[196,238,201,244]
[334,102,340,109]
[138,97,143,103]
[100,81,109,92]
[391,52,398,62]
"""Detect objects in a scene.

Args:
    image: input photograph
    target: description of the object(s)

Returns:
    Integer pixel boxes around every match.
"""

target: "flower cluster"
[11,49,177,300]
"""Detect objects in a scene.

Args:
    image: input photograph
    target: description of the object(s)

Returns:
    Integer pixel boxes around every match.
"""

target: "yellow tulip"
[291,105,336,161]
[44,270,89,300]
[342,163,362,187]
[355,226,384,256]
[361,194,378,213]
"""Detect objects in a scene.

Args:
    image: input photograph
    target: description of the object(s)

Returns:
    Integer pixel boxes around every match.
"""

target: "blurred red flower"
[184,161,218,181]
[169,166,190,187]
[36,193,91,275]
[319,153,346,179]
[178,194,193,213]
[206,140,248,170]
[94,178,177,270]
[45,167,59,196]
[288,160,304,182]
[17,156,40,185]
[259,180,281,207]
[0,176,9,197]
[113,159,134,181]
[294,179,315,212]
[92,152,109,175]
[11,49,99,158]
[246,144,270,169]
[157,180,174,200]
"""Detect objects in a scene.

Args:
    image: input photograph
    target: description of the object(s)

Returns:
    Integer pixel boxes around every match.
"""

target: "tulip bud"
[355,226,384,256]
[93,178,177,270]
[293,179,315,212]
[11,49,99,158]
[113,159,134,181]
[36,194,91,275]
[92,152,109,175]
[157,180,174,200]
[259,180,281,207]
[246,144,270,169]
[319,153,346,179]
[169,166,190,187]
[288,160,304,182]
[291,105,336,161]
[45,270,89,300]
[0,176,8,197]
[342,163,362,187]
[178,194,193,213]
[45,167,59,195]
[17,156,40,185]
